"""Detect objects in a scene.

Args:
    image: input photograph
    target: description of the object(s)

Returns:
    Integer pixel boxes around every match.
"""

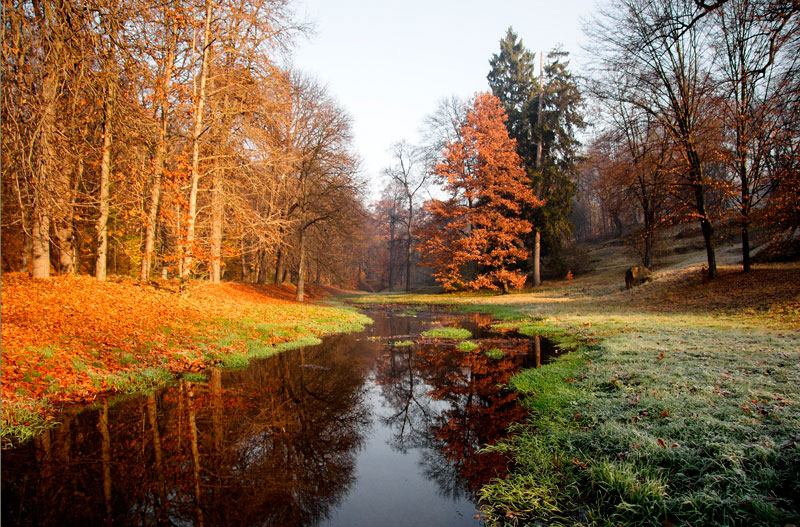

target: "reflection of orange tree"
[374,338,529,499]
[1,333,372,527]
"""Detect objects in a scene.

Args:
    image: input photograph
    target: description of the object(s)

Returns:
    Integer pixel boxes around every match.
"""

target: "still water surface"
[2,307,556,527]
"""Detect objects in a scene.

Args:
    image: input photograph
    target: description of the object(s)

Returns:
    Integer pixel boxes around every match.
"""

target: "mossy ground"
[354,260,800,526]
[421,327,473,339]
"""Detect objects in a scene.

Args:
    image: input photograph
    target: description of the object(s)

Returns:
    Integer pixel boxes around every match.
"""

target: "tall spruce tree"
[487,28,536,149]
[488,29,584,283]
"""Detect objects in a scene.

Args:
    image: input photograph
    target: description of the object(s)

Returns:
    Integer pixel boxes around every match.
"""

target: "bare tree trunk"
[686,144,718,279]
[31,209,51,279]
[183,0,213,278]
[31,63,60,279]
[740,156,751,272]
[142,13,176,282]
[56,152,83,274]
[533,53,544,288]
[141,145,164,282]
[54,172,76,274]
[741,220,750,272]
[405,203,413,291]
[295,229,306,302]
[20,226,32,273]
[388,219,396,291]
[55,223,74,273]
[274,240,285,285]
[210,171,223,283]
[533,230,541,287]
[95,94,113,281]
[643,231,653,269]
[240,238,248,281]
[255,249,267,284]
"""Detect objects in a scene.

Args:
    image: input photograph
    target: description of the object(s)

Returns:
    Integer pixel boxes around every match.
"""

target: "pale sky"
[291,0,598,198]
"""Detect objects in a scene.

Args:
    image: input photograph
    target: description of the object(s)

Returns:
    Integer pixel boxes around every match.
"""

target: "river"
[2,306,557,527]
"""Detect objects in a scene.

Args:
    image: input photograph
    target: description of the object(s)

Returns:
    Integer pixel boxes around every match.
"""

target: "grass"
[393,340,415,347]
[118,353,138,365]
[457,340,480,352]
[479,321,800,526]
[70,357,87,372]
[33,345,59,360]
[485,347,504,359]
[182,372,208,383]
[101,367,174,394]
[0,400,54,449]
[352,260,800,526]
[422,327,472,339]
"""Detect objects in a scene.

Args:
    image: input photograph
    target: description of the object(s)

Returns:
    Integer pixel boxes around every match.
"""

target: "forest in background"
[3,0,799,297]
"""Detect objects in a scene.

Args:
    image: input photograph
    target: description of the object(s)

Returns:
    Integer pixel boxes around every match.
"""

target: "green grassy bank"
[352,288,800,526]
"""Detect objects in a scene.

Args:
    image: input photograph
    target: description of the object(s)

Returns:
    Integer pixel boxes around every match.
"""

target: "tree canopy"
[419,93,543,292]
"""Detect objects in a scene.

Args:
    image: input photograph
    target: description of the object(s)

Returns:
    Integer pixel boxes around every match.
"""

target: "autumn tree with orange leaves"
[419,93,543,293]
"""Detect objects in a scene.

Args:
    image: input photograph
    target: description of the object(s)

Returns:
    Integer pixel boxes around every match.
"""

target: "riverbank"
[351,261,800,526]
[0,273,370,447]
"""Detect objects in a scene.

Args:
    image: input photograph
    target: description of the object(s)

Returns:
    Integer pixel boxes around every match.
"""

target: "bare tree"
[383,141,428,291]
[279,75,361,301]
[587,0,723,278]
[140,3,180,282]
[710,0,799,271]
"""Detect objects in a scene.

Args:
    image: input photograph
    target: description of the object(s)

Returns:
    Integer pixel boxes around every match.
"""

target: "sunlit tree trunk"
[141,143,164,282]
[142,16,176,282]
[31,61,60,279]
[183,0,213,278]
[95,91,113,281]
[31,208,51,279]
[210,171,223,283]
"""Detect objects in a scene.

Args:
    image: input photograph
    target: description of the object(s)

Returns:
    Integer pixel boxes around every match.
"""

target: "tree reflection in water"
[2,334,373,527]
[373,312,543,501]
[2,309,554,527]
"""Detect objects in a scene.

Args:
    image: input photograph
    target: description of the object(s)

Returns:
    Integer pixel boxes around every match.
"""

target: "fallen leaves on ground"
[1,273,339,420]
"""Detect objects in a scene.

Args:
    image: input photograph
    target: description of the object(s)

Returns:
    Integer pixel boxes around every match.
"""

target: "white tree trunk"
[31,65,59,279]
[183,0,213,278]
[95,95,113,281]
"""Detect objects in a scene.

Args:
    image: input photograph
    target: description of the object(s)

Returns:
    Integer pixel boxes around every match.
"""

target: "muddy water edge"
[1,306,559,527]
